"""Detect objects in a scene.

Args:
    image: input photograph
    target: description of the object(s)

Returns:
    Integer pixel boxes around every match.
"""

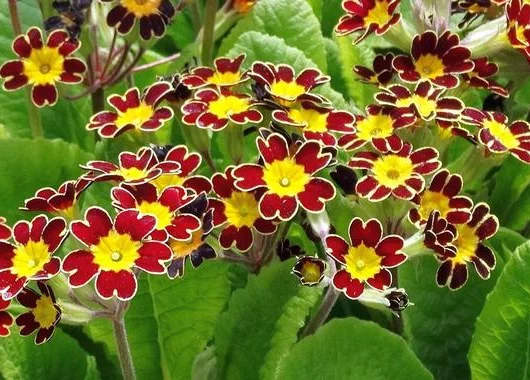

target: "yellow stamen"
[169,229,203,258]
[288,108,328,133]
[414,54,446,79]
[483,119,520,150]
[263,158,311,197]
[452,224,479,264]
[223,191,260,228]
[11,241,50,278]
[23,46,64,86]
[32,296,57,329]
[396,94,437,119]
[356,113,395,141]
[344,244,382,281]
[418,190,451,221]
[115,102,154,129]
[208,95,251,119]
[91,231,141,272]
[120,0,162,17]
[372,155,414,188]
[137,201,173,230]
[364,1,392,26]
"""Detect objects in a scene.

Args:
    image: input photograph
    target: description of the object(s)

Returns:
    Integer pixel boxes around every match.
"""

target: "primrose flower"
[353,53,395,87]
[233,132,336,221]
[393,30,474,89]
[182,54,248,89]
[430,203,498,290]
[209,167,277,252]
[338,105,416,151]
[506,0,530,49]
[0,215,67,300]
[272,101,356,146]
[348,137,441,201]
[149,145,212,194]
[102,0,176,40]
[0,28,86,107]
[326,218,407,299]
[63,207,172,300]
[335,0,402,43]
[81,147,180,185]
[0,298,13,337]
[462,58,509,98]
[166,194,217,279]
[247,62,330,105]
[87,82,174,139]
[455,0,499,28]
[0,218,11,241]
[408,169,473,226]
[292,256,327,286]
[160,73,192,104]
[21,179,89,219]
[463,108,530,163]
[16,282,61,345]
[181,88,263,131]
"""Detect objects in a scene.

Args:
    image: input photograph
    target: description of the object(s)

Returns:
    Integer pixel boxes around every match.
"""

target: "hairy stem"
[112,317,136,380]
[201,0,218,65]
[300,280,339,338]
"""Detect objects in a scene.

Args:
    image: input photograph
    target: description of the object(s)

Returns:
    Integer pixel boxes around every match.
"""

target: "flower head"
[43,0,91,40]
[182,87,263,131]
[462,58,508,98]
[506,0,530,49]
[63,207,172,300]
[210,166,277,252]
[103,0,176,40]
[0,215,67,300]
[393,30,474,89]
[326,218,407,299]
[292,256,327,286]
[272,101,356,146]
[455,0,500,28]
[0,28,86,107]
[463,108,530,162]
[335,0,402,43]
[0,297,13,337]
[182,54,248,89]
[233,132,336,221]
[348,137,441,201]
[353,53,395,87]
[16,282,61,344]
[87,82,174,138]
[247,62,330,105]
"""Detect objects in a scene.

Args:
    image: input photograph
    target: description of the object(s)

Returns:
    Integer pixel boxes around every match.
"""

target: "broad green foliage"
[469,241,530,379]
[273,318,433,379]
[0,330,100,379]
[400,254,504,380]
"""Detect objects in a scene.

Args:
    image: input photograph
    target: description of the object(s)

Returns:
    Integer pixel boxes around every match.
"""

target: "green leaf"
[306,0,323,20]
[0,137,93,222]
[488,227,526,263]
[219,0,327,70]
[273,318,433,379]
[321,0,344,37]
[226,31,350,110]
[87,261,234,380]
[214,260,308,380]
[469,241,530,379]
[400,254,504,380]
[0,329,100,379]
[324,38,350,99]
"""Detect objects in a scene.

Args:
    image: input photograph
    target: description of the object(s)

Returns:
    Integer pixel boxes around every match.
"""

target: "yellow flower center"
[137,201,173,230]
[263,158,311,197]
[396,94,437,119]
[120,0,162,17]
[208,95,250,119]
[169,229,203,258]
[418,190,451,221]
[11,240,50,278]
[23,46,65,86]
[288,108,328,133]
[116,167,147,182]
[115,102,154,129]
[364,0,392,26]
[344,244,382,281]
[208,71,242,86]
[269,80,306,100]
[91,230,141,272]
[414,54,446,79]
[356,113,395,141]
[300,261,322,283]
[372,154,414,189]
[452,224,479,264]
[32,296,57,329]
[483,119,520,150]
[223,191,260,228]
[149,174,185,193]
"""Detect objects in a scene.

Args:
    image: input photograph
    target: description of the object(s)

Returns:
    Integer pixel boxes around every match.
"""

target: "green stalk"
[112,317,137,380]
[201,0,218,65]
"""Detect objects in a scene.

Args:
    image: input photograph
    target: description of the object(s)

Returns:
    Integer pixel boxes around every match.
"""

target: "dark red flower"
[462,58,508,97]
[292,256,327,286]
[182,54,248,89]
[353,53,395,87]
[506,0,530,49]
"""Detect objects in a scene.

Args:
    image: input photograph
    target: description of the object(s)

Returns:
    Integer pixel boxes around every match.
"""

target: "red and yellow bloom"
[393,30,474,89]
[0,28,86,107]
[247,62,330,105]
[335,0,401,43]
[506,0,530,49]
[210,167,277,252]
[463,108,530,163]
[0,298,13,337]
[87,82,174,138]
[353,53,395,87]
[103,0,176,40]
[0,215,67,300]
[233,132,336,221]
[325,218,407,299]
[63,207,172,300]
[16,282,61,345]
[182,54,248,89]
[348,138,441,201]
[182,88,263,131]
[292,256,327,286]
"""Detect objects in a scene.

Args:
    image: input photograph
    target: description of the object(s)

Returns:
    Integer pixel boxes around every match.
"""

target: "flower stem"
[112,318,137,380]
[8,0,43,138]
[300,282,340,338]
[201,0,218,65]
[91,87,105,114]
